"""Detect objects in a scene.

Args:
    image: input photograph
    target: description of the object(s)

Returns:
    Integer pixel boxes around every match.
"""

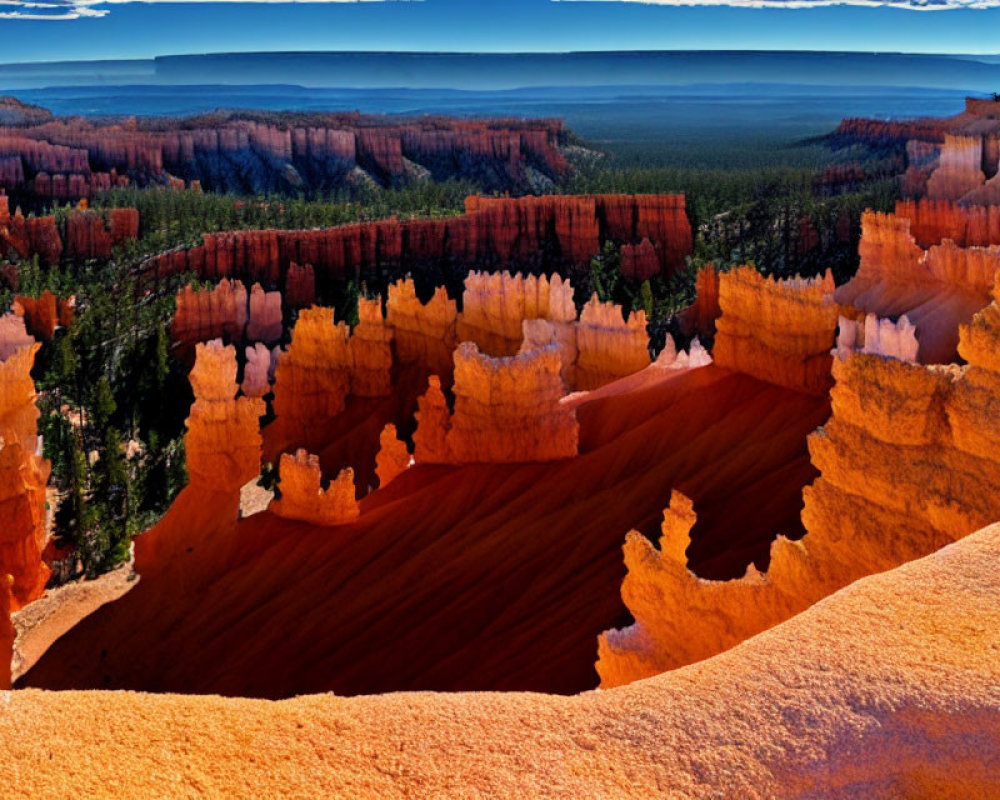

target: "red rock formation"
[713,266,838,396]
[242,343,276,399]
[348,297,393,398]
[13,290,58,341]
[677,265,721,340]
[375,423,409,489]
[575,296,651,390]
[386,281,457,380]
[442,343,577,464]
[456,271,576,357]
[182,340,265,493]
[172,279,249,348]
[834,313,919,363]
[620,238,659,281]
[141,194,693,292]
[0,315,50,610]
[270,307,352,448]
[837,209,999,362]
[0,112,569,200]
[246,284,282,344]
[896,198,1000,248]
[598,282,1000,687]
[925,135,986,201]
[412,375,451,465]
[285,262,316,310]
[269,449,359,526]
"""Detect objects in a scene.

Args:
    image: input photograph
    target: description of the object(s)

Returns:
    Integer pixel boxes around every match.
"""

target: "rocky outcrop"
[713,266,838,396]
[12,290,73,342]
[575,296,650,390]
[270,308,352,448]
[896,198,1000,248]
[182,340,265,494]
[242,343,277,399]
[456,271,576,357]
[837,209,1000,362]
[0,110,570,200]
[598,281,1000,688]
[269,449,359,527]
[0,315,49,611]
[348,297,394,398]
[386,281,457,380]
[925,135,987,201]
[834,313,919,362]
[375,423,409,490]
[141,194,694,292]
[1,207,138,265]
[677,265,721,341]
[171,279,282,350]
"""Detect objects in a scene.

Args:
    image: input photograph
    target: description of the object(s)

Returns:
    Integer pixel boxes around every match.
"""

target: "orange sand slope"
[22,365,828,697]
[5,521,1000,800]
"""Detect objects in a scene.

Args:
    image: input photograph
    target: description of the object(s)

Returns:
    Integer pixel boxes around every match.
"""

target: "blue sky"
[1,0,1000,64]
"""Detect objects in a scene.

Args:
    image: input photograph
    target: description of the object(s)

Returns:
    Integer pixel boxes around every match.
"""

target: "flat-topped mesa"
[456,271,576,357]
[0,315,50,610]
[182,340,265,494]
[270,307,352,447]
[574,295,651,391]
[925,135,987,202]
[375,423,409,490]
[386,281,457,381]
[712,266,838,396]
[413,342,578,465]
[598,292,1000,688]
[834,313,919,363]
[269,449,359,527]
[836,210,1000,363]
[895,198,1000,248]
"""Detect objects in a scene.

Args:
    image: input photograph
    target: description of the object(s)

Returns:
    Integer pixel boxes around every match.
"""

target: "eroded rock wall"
[712,266,838,396]
[598,281,1000,687]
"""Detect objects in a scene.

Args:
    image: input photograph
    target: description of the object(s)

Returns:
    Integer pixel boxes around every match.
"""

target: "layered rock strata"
[712,266,839,396]
[0,315,49,610]
[269,449,359,526]
[597,279,1000,687]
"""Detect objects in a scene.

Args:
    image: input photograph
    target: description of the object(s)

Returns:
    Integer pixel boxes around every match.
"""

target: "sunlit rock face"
[598,280,1000,688]
[269,449,359,527]
[412,342,578,465]
[712,266,839,396]
[836,208,1000,363]
[0,314,49,611]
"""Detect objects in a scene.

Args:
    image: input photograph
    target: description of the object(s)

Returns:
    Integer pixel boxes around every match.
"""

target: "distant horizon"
[4,47,1000,67]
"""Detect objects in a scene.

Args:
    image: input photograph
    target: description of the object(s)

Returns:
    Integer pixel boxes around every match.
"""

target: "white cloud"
[0,0,402,21]
[557,0,1000,7]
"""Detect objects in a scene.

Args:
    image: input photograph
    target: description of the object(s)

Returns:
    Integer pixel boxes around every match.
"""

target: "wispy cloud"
[557,0,1000,8]
[0,0,403,21]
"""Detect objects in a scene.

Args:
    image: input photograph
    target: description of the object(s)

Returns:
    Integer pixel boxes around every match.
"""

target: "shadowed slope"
[22,365,828,698]
[5,521,1000,799]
